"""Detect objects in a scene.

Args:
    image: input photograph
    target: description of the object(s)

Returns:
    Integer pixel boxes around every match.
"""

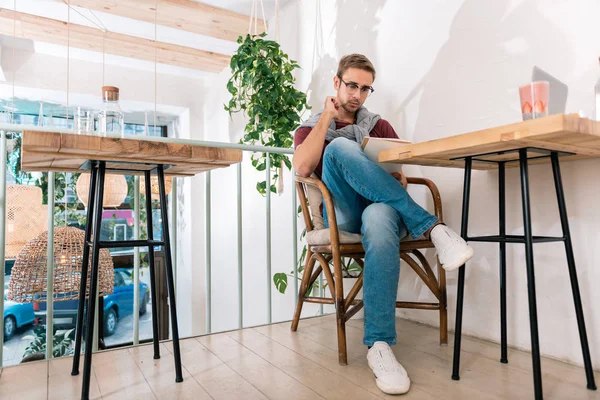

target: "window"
[3,108,170,364]
[114,271,126,287]
[117,269,134,286]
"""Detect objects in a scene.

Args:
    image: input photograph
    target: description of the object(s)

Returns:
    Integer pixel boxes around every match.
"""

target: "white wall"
[199,0,600,368]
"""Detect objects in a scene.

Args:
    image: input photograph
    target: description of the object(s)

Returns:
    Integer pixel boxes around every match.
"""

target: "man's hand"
[391,171,408,189]
[324,96,340,119]
[292,96,339,177]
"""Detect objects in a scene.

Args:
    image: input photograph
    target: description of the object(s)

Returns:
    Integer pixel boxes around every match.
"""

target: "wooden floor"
[0,315,598,399]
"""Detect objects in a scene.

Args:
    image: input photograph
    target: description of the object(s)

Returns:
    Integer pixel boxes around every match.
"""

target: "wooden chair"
[291,174,448,365]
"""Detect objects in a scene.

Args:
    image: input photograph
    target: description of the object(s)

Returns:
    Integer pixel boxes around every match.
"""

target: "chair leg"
[438,258,448,346]
[408,250,447,345]
[336,312,348,365]
[291,251,316,331]
[551,153,596,391]
[332,251,347,365]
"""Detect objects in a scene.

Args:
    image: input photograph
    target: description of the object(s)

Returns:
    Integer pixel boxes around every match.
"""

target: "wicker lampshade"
[139,175,173,200]
[76,173,128,207]
[7,227,114,303]
[5,185,48,260]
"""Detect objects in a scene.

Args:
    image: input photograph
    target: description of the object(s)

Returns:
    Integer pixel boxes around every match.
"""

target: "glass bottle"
[74,107,94,135]
[98,86,124,137]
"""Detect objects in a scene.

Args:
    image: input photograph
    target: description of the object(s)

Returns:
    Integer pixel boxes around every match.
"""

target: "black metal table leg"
[81,161,106,400]
[157,165,183,383]
[449,147,595,397]
[67,161,185,398]
[499,162,508,364]
[519,149,543,400]
[452,157,473,381]
[72,163,98,376]
[98,297,105,350]
[143,171,161,360]
[550,153,597,391]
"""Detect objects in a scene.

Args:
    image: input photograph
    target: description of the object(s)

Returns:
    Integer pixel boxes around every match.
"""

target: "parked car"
[35,267,150,337]
[3,276,36,341]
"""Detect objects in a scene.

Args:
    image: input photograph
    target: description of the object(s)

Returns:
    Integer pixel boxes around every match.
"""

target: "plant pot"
[343,277,364,319]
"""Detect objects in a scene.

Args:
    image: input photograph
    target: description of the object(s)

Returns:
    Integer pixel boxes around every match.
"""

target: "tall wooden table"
[379,114,599,400]
[21,131,243,400]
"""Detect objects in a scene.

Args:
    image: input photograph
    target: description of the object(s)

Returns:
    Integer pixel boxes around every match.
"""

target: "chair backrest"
[295,174,326,232]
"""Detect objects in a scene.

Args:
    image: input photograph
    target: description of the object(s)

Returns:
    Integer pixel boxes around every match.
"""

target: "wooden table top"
[21,130,243,176]
[379,114,600,170]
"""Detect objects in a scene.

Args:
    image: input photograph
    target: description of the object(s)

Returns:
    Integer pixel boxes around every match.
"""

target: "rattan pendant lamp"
[7,226,114,303]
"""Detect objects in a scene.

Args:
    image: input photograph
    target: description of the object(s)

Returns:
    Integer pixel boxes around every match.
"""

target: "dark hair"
[336,54,376,81]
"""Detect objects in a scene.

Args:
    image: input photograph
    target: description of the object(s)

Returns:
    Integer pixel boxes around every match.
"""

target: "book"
[361,137,412,173]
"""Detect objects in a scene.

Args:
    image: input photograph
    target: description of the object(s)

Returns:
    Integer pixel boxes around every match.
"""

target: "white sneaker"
[367,342,411,395]
[430,224,474,271]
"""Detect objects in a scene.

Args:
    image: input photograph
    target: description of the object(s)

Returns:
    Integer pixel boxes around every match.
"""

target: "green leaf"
[226,80,237,95]
[273,273,288,294]
[226,34,310,196]
[256,181,267,195]
[347,261,363,274]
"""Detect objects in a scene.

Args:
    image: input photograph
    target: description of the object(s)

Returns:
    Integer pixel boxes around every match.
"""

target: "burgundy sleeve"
[293,126,327,178]
[294,127,312,148]
[370,119,399,139]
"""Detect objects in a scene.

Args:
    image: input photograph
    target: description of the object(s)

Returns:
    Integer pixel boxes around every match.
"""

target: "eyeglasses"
[339,78,375,97]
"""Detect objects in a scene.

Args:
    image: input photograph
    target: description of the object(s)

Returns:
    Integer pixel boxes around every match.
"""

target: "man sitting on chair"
[293,54,474,395]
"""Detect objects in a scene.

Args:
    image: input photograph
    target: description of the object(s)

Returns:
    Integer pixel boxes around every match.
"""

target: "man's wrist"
[322,110,336,121]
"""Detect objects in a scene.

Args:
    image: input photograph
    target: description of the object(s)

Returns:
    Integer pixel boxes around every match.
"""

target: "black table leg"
[499,162,508,364]
[550,152,597,391]
[81,161,106,400]
[519,149,543,400]
[68,161,186,398]
[72,163,98,376]
[157,165,183,383]
[452,157,472,381]
[98,297,105,350]
[143,170,161,360]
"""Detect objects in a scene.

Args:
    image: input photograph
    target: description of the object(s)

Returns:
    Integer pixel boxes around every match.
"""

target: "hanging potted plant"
[225,30,329,307]
[225,32,310,195]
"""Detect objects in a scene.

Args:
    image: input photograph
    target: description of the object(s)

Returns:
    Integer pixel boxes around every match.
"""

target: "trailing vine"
[225,33,310,194]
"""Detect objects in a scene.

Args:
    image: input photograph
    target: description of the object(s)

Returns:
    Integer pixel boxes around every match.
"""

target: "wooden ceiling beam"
[63,0,264,42]
[0,8,231,73]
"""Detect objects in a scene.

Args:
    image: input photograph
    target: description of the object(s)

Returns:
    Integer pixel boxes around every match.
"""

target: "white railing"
[0,124,304,366]
[202,143,297,332]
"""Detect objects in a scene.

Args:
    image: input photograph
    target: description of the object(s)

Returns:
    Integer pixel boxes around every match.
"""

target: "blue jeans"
[321,138,438,346]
